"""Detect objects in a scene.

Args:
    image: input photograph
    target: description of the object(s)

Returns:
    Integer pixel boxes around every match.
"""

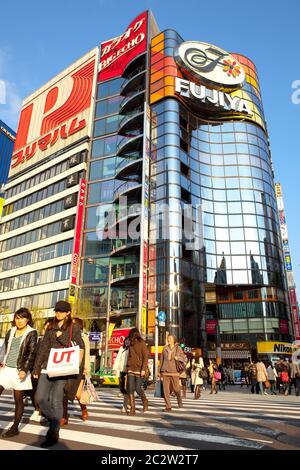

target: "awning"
[208,350,251,359]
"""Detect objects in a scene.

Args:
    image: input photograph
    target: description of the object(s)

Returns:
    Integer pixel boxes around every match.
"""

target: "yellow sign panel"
[150,346,164,354]
[0,197,4,218]
[142,307,147,336]
[108,323,116,340]
[257,341,293,355]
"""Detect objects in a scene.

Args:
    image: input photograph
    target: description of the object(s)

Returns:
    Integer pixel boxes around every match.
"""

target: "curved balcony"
[122,52,146,79]
[113,180,142,202]
[116,133,143,156]
[120,69,146,96]
[118,109,144,135]
[111,267,139,285]
[108,205,141,232]
[119,89,145,115]
[115,155,143,180]
[111,238,141,256]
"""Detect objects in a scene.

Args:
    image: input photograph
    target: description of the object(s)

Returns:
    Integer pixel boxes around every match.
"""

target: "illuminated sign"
[99,11,147,81]
[175,41,245,88]
[175,77,251,114]
[11,50,97,176]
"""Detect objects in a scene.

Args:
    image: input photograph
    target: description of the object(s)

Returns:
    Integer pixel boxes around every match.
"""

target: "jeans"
[258,381,266,394]
[126,374,143,395]
[35,373,66,431]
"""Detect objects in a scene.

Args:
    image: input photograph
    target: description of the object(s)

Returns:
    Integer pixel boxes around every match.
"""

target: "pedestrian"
[126,328,148,416]
[256,359,268,395]
[288,358,300,396]
[159,334,187,411]
[227,365,235,385]
[113,336,130,413]
[209,360,218,394]
[0,308,37,438]
[60,318,91,425]
[266,362,277,395]
[33,301,84,448]
[248,360,258,394]
[29,318,53,422]
[191,349,204,399]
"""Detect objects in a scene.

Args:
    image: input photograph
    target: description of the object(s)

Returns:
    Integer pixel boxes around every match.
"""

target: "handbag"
[199,368,208,380]
[281,371,289,383]
[214,371,222,381]
[80,377,98,404]
[46,324,80,378]
[154,379,164,398]
[264,380,271,389]
[175,346,186,374]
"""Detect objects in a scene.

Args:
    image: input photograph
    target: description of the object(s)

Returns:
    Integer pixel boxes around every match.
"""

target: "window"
[95,95,121,118]
[94,115,122,137]
[97,78,122,99]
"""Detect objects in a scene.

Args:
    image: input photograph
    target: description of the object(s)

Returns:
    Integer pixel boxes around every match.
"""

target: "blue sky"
[0,0,299,290]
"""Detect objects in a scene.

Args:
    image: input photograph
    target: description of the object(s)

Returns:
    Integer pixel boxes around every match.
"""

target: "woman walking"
[0,308,37,438]
[33,301,84,448]
[191,349,204,399]
[126,328,148,416]
[159,335,187,411]
[113,336,130,412]
[60,318,91,425]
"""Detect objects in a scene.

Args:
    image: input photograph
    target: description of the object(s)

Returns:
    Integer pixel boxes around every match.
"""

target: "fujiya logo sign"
[175,41,245,88]
[175,77,251,115]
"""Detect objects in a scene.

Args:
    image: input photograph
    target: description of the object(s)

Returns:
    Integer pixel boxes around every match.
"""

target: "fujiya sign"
[175,77,251,115]
[175,41,245,88]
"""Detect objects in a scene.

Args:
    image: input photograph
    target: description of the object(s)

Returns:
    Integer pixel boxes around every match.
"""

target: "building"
[275,182,300,340]
[0,120,16,215]
[0,12,293,364]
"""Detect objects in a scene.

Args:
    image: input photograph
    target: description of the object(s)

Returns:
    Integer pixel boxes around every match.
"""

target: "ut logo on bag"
[11,53,96,172]
[53,349,76,364]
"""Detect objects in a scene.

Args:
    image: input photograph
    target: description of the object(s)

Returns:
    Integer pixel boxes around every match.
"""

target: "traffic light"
[180,338,185,349]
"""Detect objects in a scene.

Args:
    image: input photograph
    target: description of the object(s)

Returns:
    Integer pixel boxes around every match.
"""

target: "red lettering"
[68,117,86,136]
[38,134,51,151]
[24,142,37,160]
[11,150,25,168]
[53,349,75,364]
[60,124,68,139]
[50,128,60,146]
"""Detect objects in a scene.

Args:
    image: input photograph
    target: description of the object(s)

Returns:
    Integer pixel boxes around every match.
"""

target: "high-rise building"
[0,120,16,215]
[0,12,293,363]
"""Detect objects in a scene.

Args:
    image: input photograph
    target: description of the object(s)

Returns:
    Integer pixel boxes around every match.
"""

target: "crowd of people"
[1,303,299,449]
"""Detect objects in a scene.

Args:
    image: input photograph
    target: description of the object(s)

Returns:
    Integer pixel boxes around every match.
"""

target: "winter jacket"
[160,344,187,376]
[191,357,204,386]
[256,361,268,382]
[127,339,148,374]
[113,346,129,376]
[267,365,278,381]
[1,326,37,373]
[33,321,84,375]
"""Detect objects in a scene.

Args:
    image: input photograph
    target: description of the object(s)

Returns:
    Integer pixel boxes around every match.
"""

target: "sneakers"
[263,392,268,395]
[30,410,42,422]
[2,426,19,438]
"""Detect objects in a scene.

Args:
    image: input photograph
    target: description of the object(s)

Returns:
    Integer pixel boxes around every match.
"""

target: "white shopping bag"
[46,345,80,378]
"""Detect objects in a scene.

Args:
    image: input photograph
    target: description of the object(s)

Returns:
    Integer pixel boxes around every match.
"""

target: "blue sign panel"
[158,311,166,322]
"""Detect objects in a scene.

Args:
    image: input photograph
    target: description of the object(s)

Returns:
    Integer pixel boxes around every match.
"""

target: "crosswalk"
[0,388,299,450]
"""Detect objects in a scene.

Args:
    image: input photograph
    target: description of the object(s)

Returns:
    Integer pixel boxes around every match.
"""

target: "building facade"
[0,120,16,215]
[0,12,293,362]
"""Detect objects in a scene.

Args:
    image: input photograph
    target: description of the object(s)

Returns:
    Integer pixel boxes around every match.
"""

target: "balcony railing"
[120,68,146,95]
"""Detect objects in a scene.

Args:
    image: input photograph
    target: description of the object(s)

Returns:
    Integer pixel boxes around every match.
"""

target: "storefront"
[257,341,294,365]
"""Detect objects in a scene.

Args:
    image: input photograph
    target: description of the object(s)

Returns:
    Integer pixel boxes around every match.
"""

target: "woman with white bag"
[33,301,84,448]
[0,308,37,438]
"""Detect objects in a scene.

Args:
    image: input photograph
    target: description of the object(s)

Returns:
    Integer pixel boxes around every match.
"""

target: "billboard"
[99,11,148,81]
[11,49,97,177]
[70,178,86,286]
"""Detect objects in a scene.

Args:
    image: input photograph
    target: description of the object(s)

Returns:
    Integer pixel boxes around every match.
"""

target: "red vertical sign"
[71,178,86,285]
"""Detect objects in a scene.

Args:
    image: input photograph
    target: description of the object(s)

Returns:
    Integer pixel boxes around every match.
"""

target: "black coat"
[4,329,38,373]
[33,322,84,375]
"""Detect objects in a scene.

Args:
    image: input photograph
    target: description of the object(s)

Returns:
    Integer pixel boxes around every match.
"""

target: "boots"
[140,389,148,412]
[127,394,136,416]
[122,394,129,413]
[194,385,201,399]
[80,403,88,421]
[176,391,183,408]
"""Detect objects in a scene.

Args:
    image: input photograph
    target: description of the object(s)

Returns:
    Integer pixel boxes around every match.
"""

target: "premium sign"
[175,77,251,114]
[11,50,97,176]
[99,11,147,81]
[175,41,246,88]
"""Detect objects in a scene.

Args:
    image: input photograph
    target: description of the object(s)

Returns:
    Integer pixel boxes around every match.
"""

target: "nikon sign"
[257,341,294,355]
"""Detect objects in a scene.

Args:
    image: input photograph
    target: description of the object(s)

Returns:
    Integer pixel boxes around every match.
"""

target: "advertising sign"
[256,341,293,355]
[279,320,289,334]
[71,179,86,285]
[206,319,218,334]
[285,253,292,271]
[108,328,132,350]
[292,306,300,340]
[99,11,148,81]
[11,49,97,176]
